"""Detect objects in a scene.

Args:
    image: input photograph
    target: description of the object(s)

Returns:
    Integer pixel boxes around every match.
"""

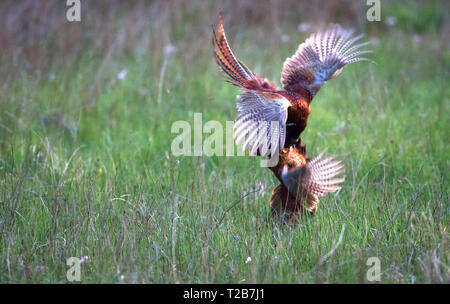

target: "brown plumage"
[212,13,368,222]
[213,14,370,152]
[269,139,344,223]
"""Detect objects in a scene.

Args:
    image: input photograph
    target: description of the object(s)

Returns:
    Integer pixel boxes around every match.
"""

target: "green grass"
[0,3,449,283]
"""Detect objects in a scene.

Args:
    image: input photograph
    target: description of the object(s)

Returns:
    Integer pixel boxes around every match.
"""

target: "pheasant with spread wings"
[212,14,369,221]
[268,139,344,222]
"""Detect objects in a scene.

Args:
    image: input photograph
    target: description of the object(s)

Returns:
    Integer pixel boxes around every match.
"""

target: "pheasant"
[268,138,344,223]
[212,13,369,222]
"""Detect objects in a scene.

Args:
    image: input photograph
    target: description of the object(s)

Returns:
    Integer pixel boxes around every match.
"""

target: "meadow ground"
[0,1,448,283]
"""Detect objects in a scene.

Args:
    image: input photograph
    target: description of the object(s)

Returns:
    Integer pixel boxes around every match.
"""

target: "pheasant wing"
[281,25,371,96]
[234,90,291,156]
[281,151,344,201]
[213,13,278,91]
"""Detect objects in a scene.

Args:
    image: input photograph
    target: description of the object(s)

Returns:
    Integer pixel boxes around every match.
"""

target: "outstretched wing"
[234,90,291,156]
[281,151,344,202]
[281,24,371,96]
[212,13,278,91]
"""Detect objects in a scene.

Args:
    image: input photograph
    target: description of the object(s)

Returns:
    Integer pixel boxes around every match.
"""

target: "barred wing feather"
[281,25,371,96]
[281,151,345,200]
[234,91,291,156]
[212,13,278,91]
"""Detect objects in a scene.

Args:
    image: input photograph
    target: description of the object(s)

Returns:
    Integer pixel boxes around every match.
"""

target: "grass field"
[0,0,448,283]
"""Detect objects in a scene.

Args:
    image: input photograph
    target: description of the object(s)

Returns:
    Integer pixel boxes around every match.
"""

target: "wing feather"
[212,13,278,90]
[281,151,345,199]
[234,91,291,156]
[281,24,371,96]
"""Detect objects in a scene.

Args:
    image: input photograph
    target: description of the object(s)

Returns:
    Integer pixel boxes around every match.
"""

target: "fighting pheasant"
[212,14,369,222]
[268,139,344,223]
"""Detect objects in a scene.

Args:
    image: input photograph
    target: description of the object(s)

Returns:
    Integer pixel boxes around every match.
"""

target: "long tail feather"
[212,13,278,90]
